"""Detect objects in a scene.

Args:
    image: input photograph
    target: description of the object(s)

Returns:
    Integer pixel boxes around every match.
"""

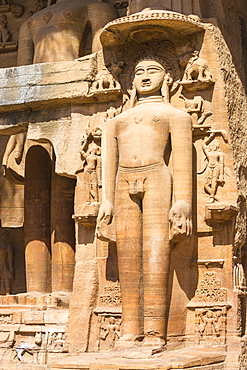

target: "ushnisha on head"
[130,58,174,106]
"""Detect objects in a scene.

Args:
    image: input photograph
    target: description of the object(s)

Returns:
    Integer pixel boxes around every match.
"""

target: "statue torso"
[115,102,179,168]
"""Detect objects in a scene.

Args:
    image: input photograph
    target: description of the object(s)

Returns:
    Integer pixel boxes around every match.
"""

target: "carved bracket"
[205,204,237,226]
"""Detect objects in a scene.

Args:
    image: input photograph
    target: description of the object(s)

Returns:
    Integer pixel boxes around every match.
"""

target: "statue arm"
[97,118,118,224]
[169,113,193,240]
[170,113,192,204]
[17,21,34,66]
[89,3,118,53]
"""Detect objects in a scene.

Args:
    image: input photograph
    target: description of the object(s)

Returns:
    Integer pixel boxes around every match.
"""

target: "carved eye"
[147,67,163,74]
[135,68,144,76]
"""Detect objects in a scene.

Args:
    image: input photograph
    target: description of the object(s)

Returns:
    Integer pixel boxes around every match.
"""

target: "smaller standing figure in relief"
[0,14,10,43]
[0,230,13,295]
[202,130,225,203]
[199,310,220,338]
[101,317,121,349]
[79,133,101,204]
[76,126,102,217]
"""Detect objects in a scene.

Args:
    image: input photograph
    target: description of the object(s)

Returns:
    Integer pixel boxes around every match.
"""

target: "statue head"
[131,59,173,105]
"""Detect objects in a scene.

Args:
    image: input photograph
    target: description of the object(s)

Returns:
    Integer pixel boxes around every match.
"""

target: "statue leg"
[115,172,142,339]
[142,166,171,341]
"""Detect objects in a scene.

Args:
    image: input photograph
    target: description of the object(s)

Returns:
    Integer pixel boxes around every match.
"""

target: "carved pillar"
[51,173,75,292]
[24,145,51,292]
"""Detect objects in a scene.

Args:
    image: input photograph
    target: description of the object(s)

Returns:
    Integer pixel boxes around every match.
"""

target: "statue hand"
[97,200,114,226]
[169,200,192,242]
[96,200,115,242]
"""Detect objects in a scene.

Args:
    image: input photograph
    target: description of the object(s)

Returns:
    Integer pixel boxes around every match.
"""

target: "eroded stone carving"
[15,332,42,363]
[48,331,68,352]
[0,14,10,43]
[90,65,120,93]
[99,282,121,307]
[194,271,227,304]
[234,263,247,296]
[100,316,121,349]
[75,126,102,222]
[195,307,227,344]
[0,230,13,295]
[180,94,212,126]
[17,0,118,65]
[98,50,192,348]
[202,130,226,203]
[34,0,48,12]
[179,51,214,91]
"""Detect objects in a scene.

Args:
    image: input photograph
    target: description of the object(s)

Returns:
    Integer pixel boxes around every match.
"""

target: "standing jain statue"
[17,0,118,65]
[98,56,193,348]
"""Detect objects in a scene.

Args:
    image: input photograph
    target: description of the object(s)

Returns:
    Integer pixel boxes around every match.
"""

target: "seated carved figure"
[98,57,192,348]
[17,0,118,65]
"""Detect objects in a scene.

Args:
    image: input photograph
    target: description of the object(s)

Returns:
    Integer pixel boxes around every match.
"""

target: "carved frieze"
[99,282,121,307]
[194,271,227,304]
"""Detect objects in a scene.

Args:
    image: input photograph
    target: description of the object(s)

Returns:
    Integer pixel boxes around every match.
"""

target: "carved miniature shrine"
[0,0,246,369]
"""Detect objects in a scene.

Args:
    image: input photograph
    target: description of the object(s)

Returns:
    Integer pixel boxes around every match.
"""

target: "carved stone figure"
[17,0,118,65]
[179,51,214,91]
[202,131,225,203]
[0,230,13,295]
[100,316,121,349]
[180,94,212,126]
[76,126,102,218]
[0,14,10,43]
[91,66,120,92]
[180,51,212,82]
[98,57,192,348]
[2,132,26,172]
[34,0,48,12]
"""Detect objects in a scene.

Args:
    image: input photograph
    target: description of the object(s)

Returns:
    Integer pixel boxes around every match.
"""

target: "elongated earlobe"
[161,73,173,103]
[129,85,137,108]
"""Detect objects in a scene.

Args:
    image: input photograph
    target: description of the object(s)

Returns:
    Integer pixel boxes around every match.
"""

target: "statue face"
[134,60,166,95]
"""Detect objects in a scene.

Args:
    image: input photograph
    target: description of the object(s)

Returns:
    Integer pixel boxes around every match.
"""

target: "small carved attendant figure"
[78,129,101,205]
[202,130,225,203]
[98,56,192,349]
[101,317,121,349]
[76,126,102,218]
[0,230,13,295]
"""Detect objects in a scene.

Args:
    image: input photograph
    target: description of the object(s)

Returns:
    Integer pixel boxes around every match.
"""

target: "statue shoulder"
[87,1,118,18]
[168,105,192,122]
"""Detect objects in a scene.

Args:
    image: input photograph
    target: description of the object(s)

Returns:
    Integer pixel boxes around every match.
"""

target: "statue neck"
[137,95,163,105]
